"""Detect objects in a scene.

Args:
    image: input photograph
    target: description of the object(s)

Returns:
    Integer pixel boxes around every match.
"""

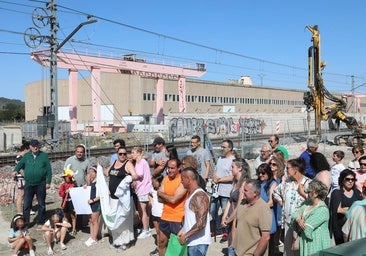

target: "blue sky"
[1,0,366,101]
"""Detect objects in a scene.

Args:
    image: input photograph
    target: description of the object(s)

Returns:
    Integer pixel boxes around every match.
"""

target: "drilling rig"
[303,25,366,146]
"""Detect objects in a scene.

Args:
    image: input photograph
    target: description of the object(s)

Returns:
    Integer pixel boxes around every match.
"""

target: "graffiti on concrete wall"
[238,117,265,135]
[169,117,265,139]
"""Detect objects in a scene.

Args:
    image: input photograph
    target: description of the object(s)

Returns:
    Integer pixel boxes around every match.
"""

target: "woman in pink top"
[131,147,153,239]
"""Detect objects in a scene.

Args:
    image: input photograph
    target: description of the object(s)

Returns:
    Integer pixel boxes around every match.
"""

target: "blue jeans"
[228,245,237,256]
[23,183,46,225]
[209,196,229,234]
[188,244,209,256]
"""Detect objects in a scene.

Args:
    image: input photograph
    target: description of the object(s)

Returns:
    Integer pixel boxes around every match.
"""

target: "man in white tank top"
[178,167,211,256]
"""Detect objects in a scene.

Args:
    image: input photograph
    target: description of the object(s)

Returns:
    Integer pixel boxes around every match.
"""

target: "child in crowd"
[42,210,71,255]
[58,169,77,236]
[331,150,345,190]
[148,174,164,256]
[84,165,100,247]
[8,214,35,256]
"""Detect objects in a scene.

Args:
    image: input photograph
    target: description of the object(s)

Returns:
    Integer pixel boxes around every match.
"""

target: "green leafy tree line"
[0,103,25,121]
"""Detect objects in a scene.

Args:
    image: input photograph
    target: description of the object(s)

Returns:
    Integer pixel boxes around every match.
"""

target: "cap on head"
[153,137,165,146]
[62,169,74,178]
[29,139,39,147]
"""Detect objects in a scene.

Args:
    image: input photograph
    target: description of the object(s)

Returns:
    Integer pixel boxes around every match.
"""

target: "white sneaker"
[30,210,36,215]
[85,237,92,243]
[84,237,93,246]
[60,243,67,250]
[85,238,97,247]
[47,247,53,255]
[90,240,97,246]
[137,230,151,239]
[29,249,35,256]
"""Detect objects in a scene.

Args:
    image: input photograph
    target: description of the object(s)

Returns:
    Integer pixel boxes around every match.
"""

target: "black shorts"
[159,219,182,235]
[63,200,75,214]
[150,215,161,223]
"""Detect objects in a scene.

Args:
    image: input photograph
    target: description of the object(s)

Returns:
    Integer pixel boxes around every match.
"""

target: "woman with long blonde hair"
[131,147,152,239]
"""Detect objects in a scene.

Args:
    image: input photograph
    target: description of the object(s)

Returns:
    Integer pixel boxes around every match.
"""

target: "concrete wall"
[24,73,366,129]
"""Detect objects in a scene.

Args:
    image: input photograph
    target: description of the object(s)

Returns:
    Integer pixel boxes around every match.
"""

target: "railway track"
[0,130,343,168]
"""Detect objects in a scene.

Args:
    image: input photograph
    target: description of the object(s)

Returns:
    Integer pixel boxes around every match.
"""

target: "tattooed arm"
[178,190,209,244]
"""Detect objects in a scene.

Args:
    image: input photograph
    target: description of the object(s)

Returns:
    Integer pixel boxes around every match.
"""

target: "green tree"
[0,103,25,121]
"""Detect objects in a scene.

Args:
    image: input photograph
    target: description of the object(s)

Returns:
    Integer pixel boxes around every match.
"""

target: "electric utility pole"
[24,0,96,146]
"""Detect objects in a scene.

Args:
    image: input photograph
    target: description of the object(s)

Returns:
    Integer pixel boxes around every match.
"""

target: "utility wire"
[56,4,364,85]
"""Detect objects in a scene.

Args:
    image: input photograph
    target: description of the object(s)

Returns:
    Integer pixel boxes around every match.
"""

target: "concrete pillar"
[68,69,78,132]
[91,68,101,132]
[156,78,164,124]
[178,77,186,112]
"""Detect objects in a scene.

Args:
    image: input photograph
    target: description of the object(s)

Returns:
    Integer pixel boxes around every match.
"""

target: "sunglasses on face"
[360,163,366,166]
[118,152,127,156]
[344,178,356,182]
[270,162,277,166]
[258,172,266,175]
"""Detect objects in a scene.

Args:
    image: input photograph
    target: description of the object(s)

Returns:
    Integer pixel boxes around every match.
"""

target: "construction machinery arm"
[304,25,360,135]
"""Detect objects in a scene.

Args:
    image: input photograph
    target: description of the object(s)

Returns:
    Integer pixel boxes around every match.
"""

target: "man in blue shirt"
[299,138,318,178]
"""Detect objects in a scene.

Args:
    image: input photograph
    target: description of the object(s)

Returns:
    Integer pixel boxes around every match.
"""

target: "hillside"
[0,97,24,107]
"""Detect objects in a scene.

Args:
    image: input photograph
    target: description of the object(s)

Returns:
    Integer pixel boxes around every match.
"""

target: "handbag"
[165,234,187,256]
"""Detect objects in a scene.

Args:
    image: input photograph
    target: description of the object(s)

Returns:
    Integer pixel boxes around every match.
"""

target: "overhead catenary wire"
[0,1,364,92]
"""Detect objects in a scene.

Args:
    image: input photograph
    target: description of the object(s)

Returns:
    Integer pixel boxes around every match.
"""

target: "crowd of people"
[6,135,366,256]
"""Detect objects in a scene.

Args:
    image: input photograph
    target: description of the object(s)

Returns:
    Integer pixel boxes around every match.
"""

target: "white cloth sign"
[69,186,92,214]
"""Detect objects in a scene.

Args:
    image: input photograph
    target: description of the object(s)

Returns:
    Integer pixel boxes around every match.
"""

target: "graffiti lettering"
[169,117,265,139]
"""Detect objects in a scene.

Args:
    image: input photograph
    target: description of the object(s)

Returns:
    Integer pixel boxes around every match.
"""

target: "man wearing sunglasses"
[268,134,289,160]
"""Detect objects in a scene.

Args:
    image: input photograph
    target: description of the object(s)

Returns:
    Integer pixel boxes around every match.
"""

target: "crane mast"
[304,25,364,145]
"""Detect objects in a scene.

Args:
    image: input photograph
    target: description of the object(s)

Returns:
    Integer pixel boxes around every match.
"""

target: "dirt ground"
[0,205,227,256]
[0,179,228,256]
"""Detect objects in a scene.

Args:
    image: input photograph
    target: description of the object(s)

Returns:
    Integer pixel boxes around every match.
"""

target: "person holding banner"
[103,146,140,251]
[84,165,100,247]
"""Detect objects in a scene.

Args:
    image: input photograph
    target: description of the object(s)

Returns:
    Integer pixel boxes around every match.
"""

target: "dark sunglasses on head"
[258,172,266,175]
